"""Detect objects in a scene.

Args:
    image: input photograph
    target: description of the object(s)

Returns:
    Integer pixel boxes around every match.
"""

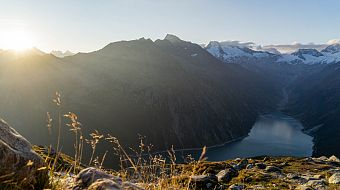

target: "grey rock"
[237,159,248,170]
[265,166,281,173]
[246,163,254,169]
[250,185,265,189]
[328,155,340,162]
[231,164,240,171]
[121,182,144,190]
[328,168,340,174]
[306,179,325,185]
[287,173,300,179]
[313,174,322,179]
[74,167,122,189]
[0,119,48,189]
[234,158,242,162]
[87,180,144,190]
[301,175,320,181]
[228,184,245,190]
[306,180,326,189]
[189,175,218,189]
[216,168,238,183]
[328,173,340,184]
[279,162,289,167]
[295,185,313,190]
[88,178,121,190]
[216,184,228,190]
[304,157,314,162]
[316,156,328,162]
[255,162,266,169]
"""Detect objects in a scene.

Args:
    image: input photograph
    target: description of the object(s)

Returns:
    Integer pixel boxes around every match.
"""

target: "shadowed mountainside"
[285,62,340,157]
[0,35,280,158]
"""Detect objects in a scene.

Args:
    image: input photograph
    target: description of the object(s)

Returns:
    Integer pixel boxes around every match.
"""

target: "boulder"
[255,162,266,170]
[237,159,248,170]
[313,174,322,179]
[216,168,238,183]
[301,174,322,181]
[306,179,326,189]
[304,157,315,162]
[121,182,144,190]
[246,164,254,169]
[295,185,313,190]
[234,158,242,162]
[328,173,340,184]
[88,178,121,190]
[316,156,328,162]
[328,155,340,162]
[265,166,281,173]
[73,167,143,190]
[0,119,48,189]
[73,167,122,189]
[189,174,218,189]
[278,162,289,167]
[287,173,299,179]
[228,184,245,190]
[250,184,265,189]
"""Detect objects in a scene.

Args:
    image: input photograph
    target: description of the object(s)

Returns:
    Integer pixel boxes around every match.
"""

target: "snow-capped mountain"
[205,41,278,63]
[51,50,75,58]
[278,47,340,64]
[321,44,340,54]
[277,49,328,64]
[205,41,340,65]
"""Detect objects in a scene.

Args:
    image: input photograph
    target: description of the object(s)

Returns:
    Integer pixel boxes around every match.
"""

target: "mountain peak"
[164,34,182,43]
[322,44,340,54]
[51,50,75,58]
[206,41,221,48]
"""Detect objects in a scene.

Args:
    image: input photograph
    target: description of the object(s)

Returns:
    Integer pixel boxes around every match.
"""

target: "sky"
[1,0,340,52]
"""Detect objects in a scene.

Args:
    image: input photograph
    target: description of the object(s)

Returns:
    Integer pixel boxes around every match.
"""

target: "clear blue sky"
[1,0,340,52]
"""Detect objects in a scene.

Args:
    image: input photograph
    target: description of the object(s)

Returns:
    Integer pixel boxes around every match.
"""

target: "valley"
[0,35,339,163]
[0,35,280,163]
[206,39,340,158]
[2,1,340,189]
[173,112,314,162]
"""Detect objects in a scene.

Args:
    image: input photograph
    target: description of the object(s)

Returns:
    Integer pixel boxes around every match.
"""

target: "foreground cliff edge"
[1,118,339,190]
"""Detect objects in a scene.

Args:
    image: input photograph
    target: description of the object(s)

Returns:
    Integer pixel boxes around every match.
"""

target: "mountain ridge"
[0,34,280,160]
[205,40,340,65]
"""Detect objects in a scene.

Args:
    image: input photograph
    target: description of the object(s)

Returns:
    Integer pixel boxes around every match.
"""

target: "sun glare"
[0,30,34,51]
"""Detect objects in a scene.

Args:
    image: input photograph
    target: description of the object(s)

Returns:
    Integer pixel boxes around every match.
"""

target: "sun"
[0,30,34,51]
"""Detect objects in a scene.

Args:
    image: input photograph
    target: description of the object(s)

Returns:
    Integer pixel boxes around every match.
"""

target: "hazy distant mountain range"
[50,50,75,58]
[0,34,339,158]
[205,41,340,65]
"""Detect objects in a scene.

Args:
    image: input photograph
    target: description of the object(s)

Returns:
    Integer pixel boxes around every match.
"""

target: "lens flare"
[0,30,34,51]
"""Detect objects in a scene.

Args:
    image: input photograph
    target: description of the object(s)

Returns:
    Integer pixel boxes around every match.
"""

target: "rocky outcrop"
[31,144,340,190]
[173,156,340,189]
[216,168,238,183]
[329,173,340,184]
[73,167,122,189]
[0,119,48,189]
[73,167,143,190]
